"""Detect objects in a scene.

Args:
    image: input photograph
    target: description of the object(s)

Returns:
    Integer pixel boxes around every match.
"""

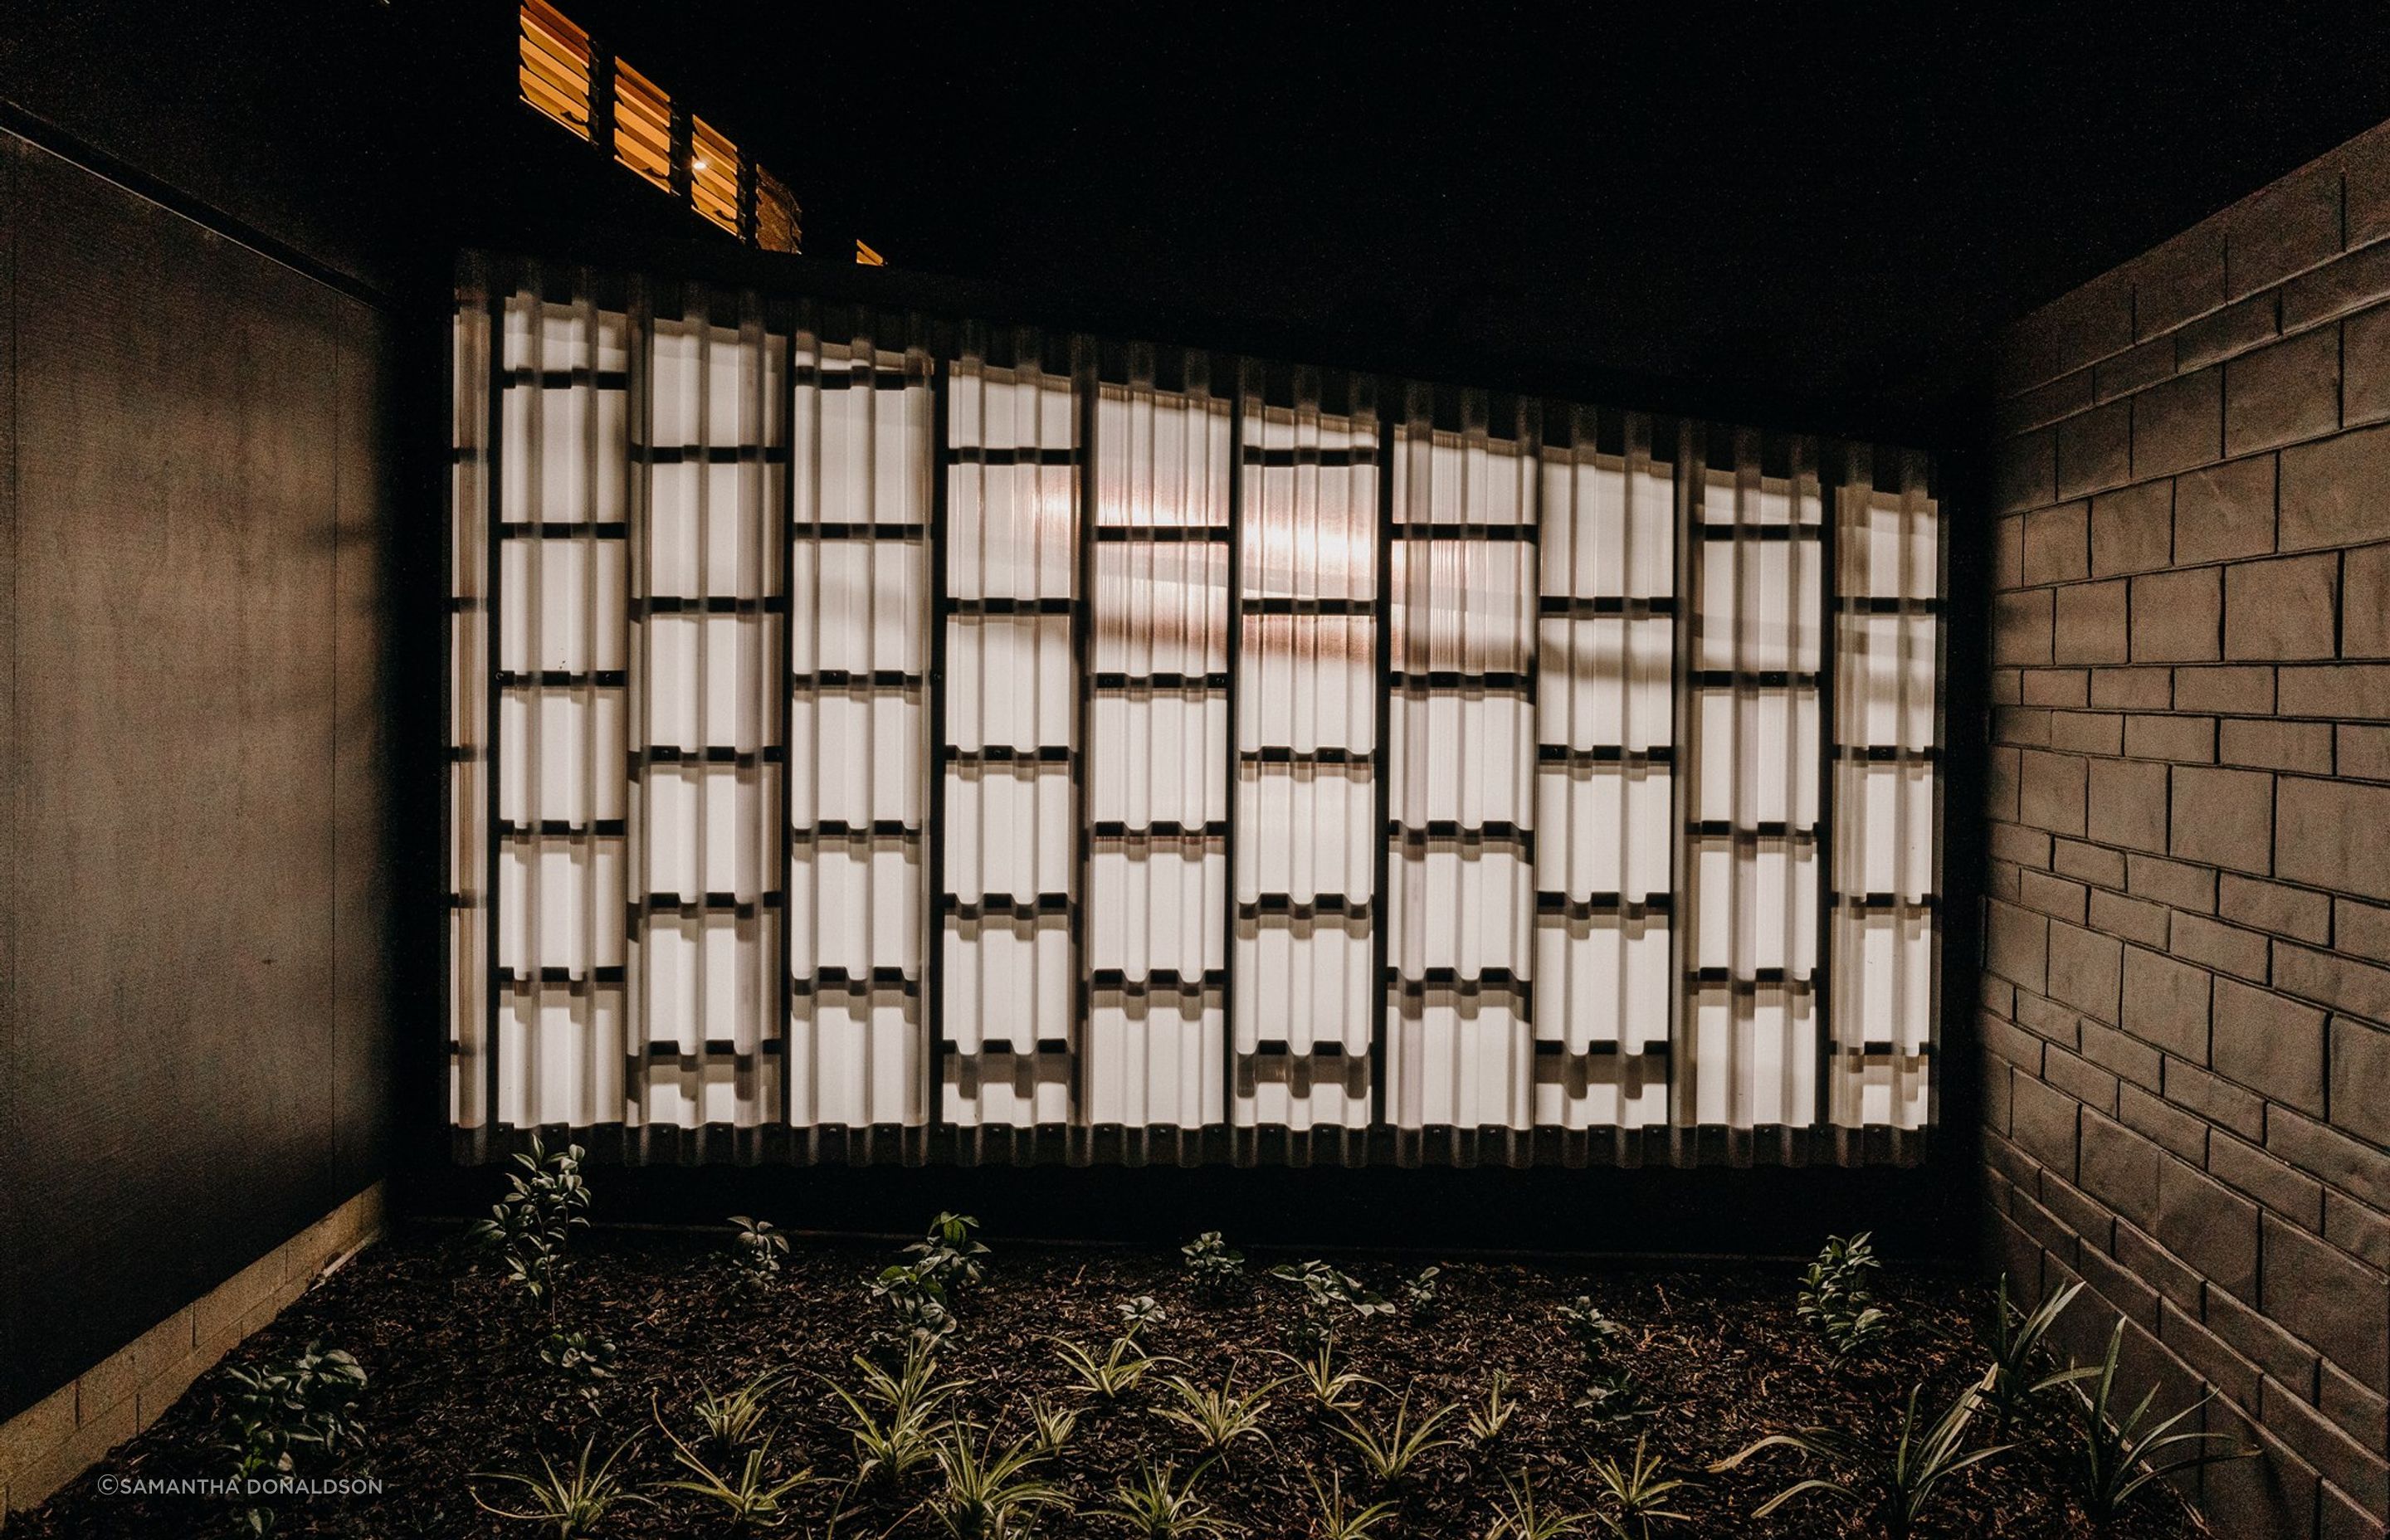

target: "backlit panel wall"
[451,262,1944,1166]
[787,329,933,1138]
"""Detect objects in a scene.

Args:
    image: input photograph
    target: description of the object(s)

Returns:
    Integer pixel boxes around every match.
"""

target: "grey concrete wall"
[1987,119,2390,1538]
[0,127,395,1424]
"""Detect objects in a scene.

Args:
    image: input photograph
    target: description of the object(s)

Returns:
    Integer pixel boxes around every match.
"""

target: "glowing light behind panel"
[451,266,1942,1164]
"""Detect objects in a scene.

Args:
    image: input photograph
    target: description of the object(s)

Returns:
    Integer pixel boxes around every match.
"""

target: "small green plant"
[468,1135,593,1318]
[1467,1369,1518,1444]
[929,1425,1066,1539]
[2066,1317,2251,1524]
[1588,1436,1698,1539]
[822,1340,963,1489]
[1331,1386,1466,1486]
[1097,1459,1237,1538]
[727,1214,789,1291]
[1054,1333,1168,1402]
[656,1420,813,1530]
[1557,1295,1629,1360]
[1485,1466,1589,1539]
[1576,1365,1654,1426]
[472,1433,643,1538]
[1269,1260,1393,1349]
[1269,1342,1379,1416]
[1153,1369,1280,1458]
[873,1261,958,1348]
[1710,1370,2004,1539]
[678,1372,784,1451]
[1797,1231,1889,1362]
[1305,1469,1397,1540]
[1025,1394,1080,1456]
[539,1330,617,1404]
[1181,1232,1246,1298]
[1119,1294,1170,1338]
[908,1211,992,1295]
[1978,1274,2092,1434]
[220,1342,368,1536]
[1401,1265,1446,1318]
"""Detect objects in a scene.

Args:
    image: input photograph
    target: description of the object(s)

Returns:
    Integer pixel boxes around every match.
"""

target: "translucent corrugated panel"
[1829,449,1939,1131]
[1232,373,1380,1140]
[631,294,784,1134]
[1384,393,1539,1142]
[450,259,1943,1165]
[939,334,1080,1130]
[787,329,933,1135]
[1534,410,1675,1132]
[1682,433,1823,1133]
[1085,354,1233,1136]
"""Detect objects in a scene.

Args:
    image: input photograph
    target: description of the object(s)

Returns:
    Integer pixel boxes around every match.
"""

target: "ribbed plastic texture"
[451,258,1941,1166]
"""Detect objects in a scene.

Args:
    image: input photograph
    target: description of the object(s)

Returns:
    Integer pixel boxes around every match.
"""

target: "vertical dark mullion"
[1665,421,1699,1138]
[1812,445,1844,1135]
[482,284,509,1144]
[1221,363,1246,1134]
[1924,451,1949,1134]
[1368,382,1397,1133]
[1069,341,1098,1133]
[776,313,799,1137]
[1518,400,1544,1079]
[925,357,953,1138]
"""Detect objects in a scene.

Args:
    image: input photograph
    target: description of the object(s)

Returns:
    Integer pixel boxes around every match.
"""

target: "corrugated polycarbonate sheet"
[450,261,1943,1166]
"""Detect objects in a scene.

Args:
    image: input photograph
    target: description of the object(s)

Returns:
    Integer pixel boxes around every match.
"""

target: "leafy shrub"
[1400,1265,1446,1318]
[1797,1232,1889,1362]
[1180,1231,1246,1298]
[1118,1294,1169,1338]
[1576,1365,1654,1427]
[2066,1316,2250,1524]
[1709,1370,2003,1539]
[725,1214,788,1291]
[467,1136,593,1318]
[1269,1260,1393,1349]
[907,1211,991,1296]
[220,1342,368,1536]
[872,1261,958,1349]
[1557,1295,1629,1361]
[471,1433,642,1538]
[539,1331,617,1400]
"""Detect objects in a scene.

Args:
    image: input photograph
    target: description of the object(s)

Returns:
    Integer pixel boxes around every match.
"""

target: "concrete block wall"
[0,1184,383,1519]
[1988,119,2390,1538]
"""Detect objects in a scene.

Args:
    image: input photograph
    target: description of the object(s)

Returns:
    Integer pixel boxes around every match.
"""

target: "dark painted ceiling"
[567,1,2390,438]
[8,2,2390,442]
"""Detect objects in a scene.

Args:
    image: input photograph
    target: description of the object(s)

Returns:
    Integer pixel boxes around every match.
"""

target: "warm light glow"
[517,0,592,139]
[856,239,887,266]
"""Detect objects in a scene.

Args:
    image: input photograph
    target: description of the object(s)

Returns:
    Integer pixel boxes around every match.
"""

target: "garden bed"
[16,1212,2207,1538]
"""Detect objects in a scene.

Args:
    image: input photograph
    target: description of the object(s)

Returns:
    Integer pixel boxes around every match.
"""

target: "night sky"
[549,2,2390,436]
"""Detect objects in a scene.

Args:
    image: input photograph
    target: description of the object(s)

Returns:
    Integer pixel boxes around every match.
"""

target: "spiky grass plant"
[1710,1370,2005,1539]
[1331,1386,1466,1486]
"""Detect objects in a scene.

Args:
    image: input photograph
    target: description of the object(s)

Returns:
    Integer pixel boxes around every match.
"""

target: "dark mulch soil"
[16,1223,2205,1538]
